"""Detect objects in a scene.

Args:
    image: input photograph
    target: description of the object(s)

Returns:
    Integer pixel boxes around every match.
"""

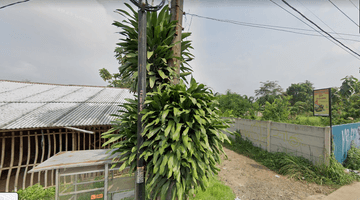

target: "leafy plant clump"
[343,141,360,170]
[224,130,360,187]
[261,95,291,122]
[16,184,55,200]
[111,3,193,92]
[102,78,234,200]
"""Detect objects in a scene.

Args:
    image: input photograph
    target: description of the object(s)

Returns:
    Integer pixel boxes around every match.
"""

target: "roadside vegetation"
[16,184,55,200]
[223,131,360,189]
[16,175,235,200]
[216,76,360,127]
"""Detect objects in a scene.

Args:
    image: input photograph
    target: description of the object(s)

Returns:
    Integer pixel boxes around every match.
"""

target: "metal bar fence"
[0,125,118,192]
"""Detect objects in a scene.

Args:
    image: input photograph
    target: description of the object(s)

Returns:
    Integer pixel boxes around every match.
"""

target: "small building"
[0,80,134,192]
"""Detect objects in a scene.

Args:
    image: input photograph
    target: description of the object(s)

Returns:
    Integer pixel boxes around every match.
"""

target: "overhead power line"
[348,0,359,10]
[296,0,348,45]
[271,0,360,60]
[268,0,359,60]
[185,13,360,43]
[281,0,360,59]
[0,0,30,10]
[328,0,359,27]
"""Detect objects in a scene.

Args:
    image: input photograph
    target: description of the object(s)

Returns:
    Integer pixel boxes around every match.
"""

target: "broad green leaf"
[161,109,170,123]
[158,69,168,79]
[159,154,169,174]
[147,51,153,59]
[147,126,161,138]
[173,107,181,117]
[146,63,152,71]
[164,120,175,137]
[160,181,170,199]
[149,76,156,88]
[172,123,183,141]
[182,127,189,136]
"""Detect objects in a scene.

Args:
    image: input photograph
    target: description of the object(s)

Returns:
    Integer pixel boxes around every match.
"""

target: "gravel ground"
[217,147,337,200]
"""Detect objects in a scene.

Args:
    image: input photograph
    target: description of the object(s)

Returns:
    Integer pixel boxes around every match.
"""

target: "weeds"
[343,141,360,171]
[223,131,360,188]
[189,176,235,200]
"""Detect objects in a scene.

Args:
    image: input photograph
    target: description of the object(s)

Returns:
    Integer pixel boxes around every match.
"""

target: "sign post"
[314,88,332,151]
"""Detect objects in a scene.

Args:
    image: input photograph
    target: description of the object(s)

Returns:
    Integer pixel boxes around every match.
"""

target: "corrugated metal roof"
[0,80,135,130]
[28,149,121,173]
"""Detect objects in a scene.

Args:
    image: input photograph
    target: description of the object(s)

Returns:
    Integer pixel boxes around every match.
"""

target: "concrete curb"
[305,182,360,200]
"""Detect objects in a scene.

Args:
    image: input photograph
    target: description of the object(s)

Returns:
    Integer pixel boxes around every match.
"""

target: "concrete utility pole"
[135,1,147,199]
[169,0,184,85]
[129,1,165,200]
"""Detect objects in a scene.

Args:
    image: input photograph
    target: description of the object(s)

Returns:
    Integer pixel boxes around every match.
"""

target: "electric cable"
[328,0,359,27]
[185,13,360,43]
[271,0,360,60]
[0,0,29,10]
[296,0,348,45]
[282,0,360,59]
[348,0,359,10]
[187,11,360,38]
[188,14,193,32]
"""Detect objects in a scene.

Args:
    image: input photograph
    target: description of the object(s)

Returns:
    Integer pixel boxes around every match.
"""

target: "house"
[0,80,134,192]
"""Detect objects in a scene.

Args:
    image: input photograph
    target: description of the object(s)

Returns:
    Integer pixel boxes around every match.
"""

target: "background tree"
[262,95,292,122]
[99,68,132,88]
[216,90,253,118]
[286,80,313,105]
[255,80,284,107]
[286,80,314,114]
[339,75,359,99]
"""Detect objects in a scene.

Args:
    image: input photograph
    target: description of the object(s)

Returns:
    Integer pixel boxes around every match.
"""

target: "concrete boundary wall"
[225,118,331,166]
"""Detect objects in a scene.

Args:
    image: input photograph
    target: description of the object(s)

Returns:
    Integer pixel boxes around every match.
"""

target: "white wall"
[225,118,331,166]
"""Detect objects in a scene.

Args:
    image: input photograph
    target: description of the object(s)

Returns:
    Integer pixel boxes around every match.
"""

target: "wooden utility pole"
[169,0,184,85]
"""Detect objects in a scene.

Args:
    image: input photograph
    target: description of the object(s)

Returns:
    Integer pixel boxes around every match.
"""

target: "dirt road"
[217,148,337,200]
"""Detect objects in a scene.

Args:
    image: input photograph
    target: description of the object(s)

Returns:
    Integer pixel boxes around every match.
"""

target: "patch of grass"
[223,130,360,188]
[189,176,235,200]
[343,141,360,171]
[290,115,326,127]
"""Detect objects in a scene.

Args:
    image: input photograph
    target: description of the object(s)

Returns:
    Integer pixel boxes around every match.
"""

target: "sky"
[1,0,360,97]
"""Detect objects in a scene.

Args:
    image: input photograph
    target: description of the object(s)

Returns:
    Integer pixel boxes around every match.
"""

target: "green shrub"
[225,130,360,187]
[261,96,291,122]
[343,141,360,170]
[16,184,55,200]
[102,78,234,200]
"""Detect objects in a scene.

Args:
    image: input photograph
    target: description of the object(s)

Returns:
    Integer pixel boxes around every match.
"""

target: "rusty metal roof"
[0,80,135,130]
[28,149,121,173]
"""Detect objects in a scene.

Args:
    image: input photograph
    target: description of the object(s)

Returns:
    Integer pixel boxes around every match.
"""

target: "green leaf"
[159,154,169,174]
[172,123,183,141]
[146,63,152,71]
[167,154,174,179]
[180,72,192,77]
[164,120,175,137]
[161,109,170,123]
[160,181,171,199]
[173,107,181,117]
[147,126,161,138]
[147,51,153,59]
[158,69,168,79]
[149,76,156,88]
[118,162,128,172]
